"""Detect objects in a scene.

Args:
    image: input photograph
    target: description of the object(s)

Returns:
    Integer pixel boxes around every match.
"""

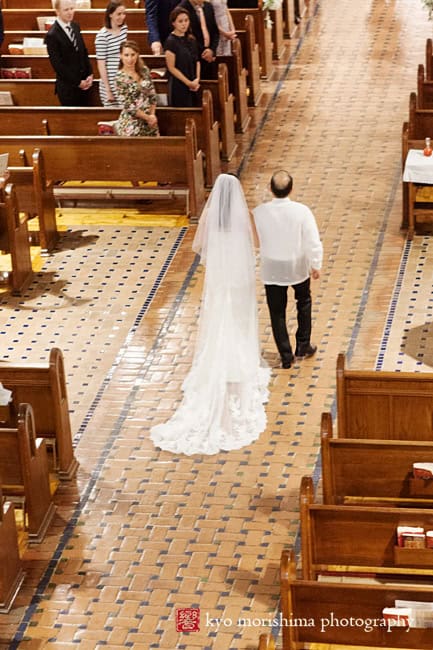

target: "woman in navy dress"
[164,7,200,107]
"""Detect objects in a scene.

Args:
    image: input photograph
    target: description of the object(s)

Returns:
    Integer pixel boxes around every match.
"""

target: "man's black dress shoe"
[295,344,317,360]
[281,355,294,369]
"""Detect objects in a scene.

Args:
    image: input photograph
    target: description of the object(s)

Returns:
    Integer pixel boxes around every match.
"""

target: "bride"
[150,173,271,455]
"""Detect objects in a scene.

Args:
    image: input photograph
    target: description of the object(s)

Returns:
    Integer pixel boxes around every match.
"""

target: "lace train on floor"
[150,366,271,455]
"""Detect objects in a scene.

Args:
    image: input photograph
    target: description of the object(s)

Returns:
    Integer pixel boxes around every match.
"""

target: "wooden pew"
[283,0,299,38]
[229,2,273,79]
[336,352,433,441]
[0,403,55,543]
[0,91,220,188]
[402,92,433,238]
[218,38,250,132]
[0,67,237,163]
[0,182,33,296]
[7,149,58,254]
[280,548,433,650]
[425,37,433,81]
[0,484,25,614]
[417,63,433,109]
[1,46,248,136]
[234,15,262,107]
[300,474,433,579]
[0,120,206,218]
[257,634,275,650]
[2,29,152,55]
[321,411,433,507]
[0,348,78,481]
[1,8,146,31]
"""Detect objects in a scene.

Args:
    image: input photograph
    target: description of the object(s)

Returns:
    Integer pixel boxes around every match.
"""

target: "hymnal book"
[0,92,13,106]
[97,120,118,136]
[396,525,426,548]
[382,607,411,627]
[150,68,167,79]
[394,600,433,628]
[413,462,433,479]
[0,154,9,177]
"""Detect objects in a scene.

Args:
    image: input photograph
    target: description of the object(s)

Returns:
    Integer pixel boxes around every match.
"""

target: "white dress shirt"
[253,197,323,286]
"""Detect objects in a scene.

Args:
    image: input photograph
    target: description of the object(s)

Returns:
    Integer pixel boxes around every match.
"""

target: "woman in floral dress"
[115,40,159,136]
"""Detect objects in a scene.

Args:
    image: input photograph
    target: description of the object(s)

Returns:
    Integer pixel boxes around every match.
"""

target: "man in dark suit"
[0,3,4,52]
[145,0,179,55]
[179,0,219,79]
[45,0,93,106]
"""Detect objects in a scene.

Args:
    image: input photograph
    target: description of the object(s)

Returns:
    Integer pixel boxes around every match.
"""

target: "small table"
[403,148,433,239]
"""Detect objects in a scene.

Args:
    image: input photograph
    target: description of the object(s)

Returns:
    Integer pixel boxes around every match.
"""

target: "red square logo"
[176,607,200,632]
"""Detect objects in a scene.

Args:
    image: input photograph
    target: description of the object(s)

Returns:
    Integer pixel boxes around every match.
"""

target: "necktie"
[67,24,78,51]
[196,6,210,49]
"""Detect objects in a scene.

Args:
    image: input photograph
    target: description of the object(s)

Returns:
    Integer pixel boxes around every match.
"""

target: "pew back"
[321,412,433,506]
[336,352,433,440]
[0,403,55,542]
[300,475,433,579]
[281,549,433,650]
[0,348,78,480]
[0,182,33,295]
[0,119,206,218]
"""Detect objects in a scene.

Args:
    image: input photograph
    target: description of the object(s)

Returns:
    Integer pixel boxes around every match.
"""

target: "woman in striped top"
[95,1,128,106]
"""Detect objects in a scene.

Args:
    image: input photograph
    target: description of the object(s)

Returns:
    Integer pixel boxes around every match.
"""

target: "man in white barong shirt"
[253,170,323,369]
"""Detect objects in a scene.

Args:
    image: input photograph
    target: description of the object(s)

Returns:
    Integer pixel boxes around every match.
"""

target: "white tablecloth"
[403,148,433,183]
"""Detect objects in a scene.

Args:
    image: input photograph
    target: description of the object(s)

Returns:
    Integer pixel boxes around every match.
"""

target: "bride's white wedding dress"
[150,174,271,455]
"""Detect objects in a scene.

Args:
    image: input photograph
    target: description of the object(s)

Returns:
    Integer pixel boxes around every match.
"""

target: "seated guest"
[178,0,219,79]
[115,40,159,136]
[145,0,179,55]
[45,0,93,106]
[95,1,128,107]
[165,7,200,107]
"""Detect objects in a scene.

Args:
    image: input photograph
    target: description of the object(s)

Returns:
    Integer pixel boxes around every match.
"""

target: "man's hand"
[201,48,215,63]
[79,75,93,90]
[311,269,320,280]
[151,41,162,55]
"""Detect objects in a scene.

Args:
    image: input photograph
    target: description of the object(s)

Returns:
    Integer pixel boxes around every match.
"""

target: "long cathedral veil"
[150,174,270,455]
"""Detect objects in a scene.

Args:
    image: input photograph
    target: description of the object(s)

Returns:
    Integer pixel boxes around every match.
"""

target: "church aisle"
[1,1,432,649]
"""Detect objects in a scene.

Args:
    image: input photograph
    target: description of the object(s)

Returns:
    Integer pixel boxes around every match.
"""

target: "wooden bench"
[0,484,25,613]
[0,66,237,163]
[0,120,206,218]
[0,90,220,188]
[7,148,58,254]
[402,92,433,238]
[1,46,248,136]
[321,411,433,507]
[229,2,274,79]
[425,37,433,81]
[300,474,433,579]
[283,0,299,38]
[0,402,55,543]
[280,548,433,650]
[0,347,78,481]
[336,352,433,441]
[236,15,262,107]
[257,635,275,650]
[2,29,152,55]
[2,7,146,30]
[0,181,33,296]
[417,63,433,109]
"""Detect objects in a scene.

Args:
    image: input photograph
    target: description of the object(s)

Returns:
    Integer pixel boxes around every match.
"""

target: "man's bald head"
[270,170,293,198]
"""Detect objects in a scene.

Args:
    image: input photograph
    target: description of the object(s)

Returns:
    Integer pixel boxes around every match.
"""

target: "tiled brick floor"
[1,0,433,648]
